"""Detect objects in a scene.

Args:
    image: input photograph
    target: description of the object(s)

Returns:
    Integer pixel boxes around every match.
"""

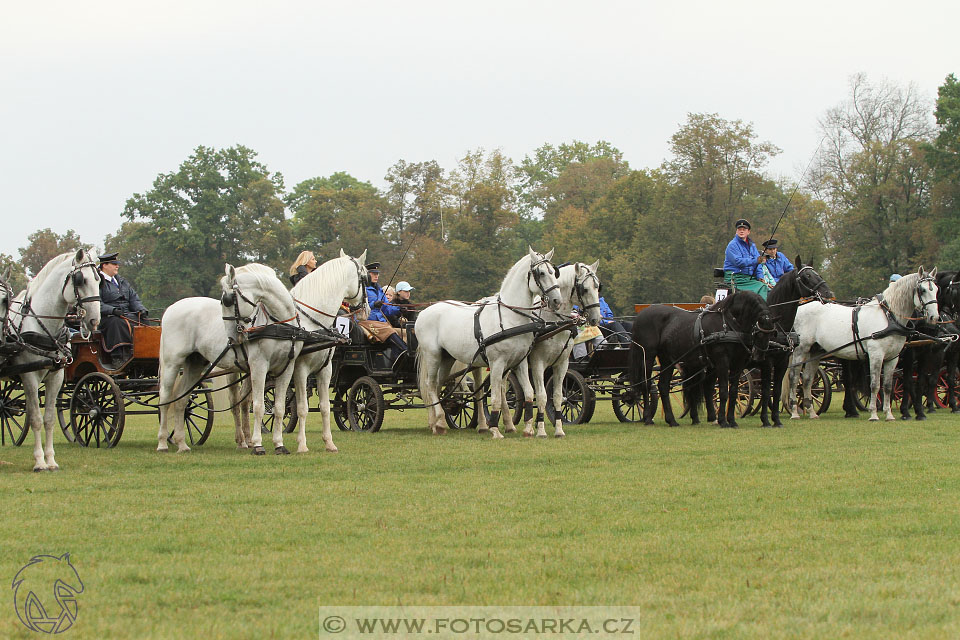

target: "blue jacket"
[763,253,795,283]
[365,284,399,322]
[599,297,614,323]
[723,236,761,277]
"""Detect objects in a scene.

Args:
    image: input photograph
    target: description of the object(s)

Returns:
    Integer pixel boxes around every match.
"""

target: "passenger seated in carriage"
[756,238,794,289]
[723,218,769,300]
[288,250,317,286]
[97,252,148,368]
[359,262,408,364]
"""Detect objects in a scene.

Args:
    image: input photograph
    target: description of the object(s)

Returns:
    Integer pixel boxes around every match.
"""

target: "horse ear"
[795,254,802,267]
[358,249,367,264]
[589,259,600,273]
[918,266,925,277]
[528,246,537,261]
[952,272,960,283]
[931,267,938,278]
[544,248,555,261]
[224,263,236,283]
[339,248,347,258]
[74,248,85,264]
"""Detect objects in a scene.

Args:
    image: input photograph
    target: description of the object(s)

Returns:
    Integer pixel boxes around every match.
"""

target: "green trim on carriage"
[724,271,768,300]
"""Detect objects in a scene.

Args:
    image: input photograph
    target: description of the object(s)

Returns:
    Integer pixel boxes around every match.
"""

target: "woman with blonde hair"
[289,250,317,286]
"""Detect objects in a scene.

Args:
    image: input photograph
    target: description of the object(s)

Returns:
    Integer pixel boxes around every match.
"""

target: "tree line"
[3,73,958,317]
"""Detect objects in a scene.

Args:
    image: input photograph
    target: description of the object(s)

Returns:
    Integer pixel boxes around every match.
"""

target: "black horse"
[754,257,834,427]
[629,291,774,428]
[934,270,960,413]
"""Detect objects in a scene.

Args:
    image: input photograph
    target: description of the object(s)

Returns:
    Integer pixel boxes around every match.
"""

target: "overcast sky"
[1,0,956,258]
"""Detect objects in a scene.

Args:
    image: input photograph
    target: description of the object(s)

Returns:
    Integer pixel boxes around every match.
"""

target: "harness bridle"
[528,254,560,301]
[573,263,601,314]
[915,275,939,316]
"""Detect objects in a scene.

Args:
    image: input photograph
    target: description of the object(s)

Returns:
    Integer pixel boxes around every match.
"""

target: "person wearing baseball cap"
[391,281,417,326]
[722,219,769,299]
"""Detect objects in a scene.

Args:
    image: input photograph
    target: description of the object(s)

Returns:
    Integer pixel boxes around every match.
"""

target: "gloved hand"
[373,301,383,309]
[112,308,124,317]
[139,309,148,319]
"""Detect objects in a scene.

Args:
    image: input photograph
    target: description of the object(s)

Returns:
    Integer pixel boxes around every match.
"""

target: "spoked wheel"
[0,377,29,446]
[347,376,385,432]
[443,378,478,430]
[71,372,125,448]
[56,382,75,442]
[481,372,524,426]
[182,385,214,446]
[935,367,959,410]
[260,384,296,434]
[545,370,596,425]
[612,376,644,423]
[333,389,351,431]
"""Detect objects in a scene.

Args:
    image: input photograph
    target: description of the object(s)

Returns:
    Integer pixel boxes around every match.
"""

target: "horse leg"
[641,353,658,425]
[22,374,47,471]
[511,360,535,436]
[702,370,717,425]
[840,361,860,418]
[899,353,914,420]
[228,374,247,448]
[759,360,772,427]
[170,359,205,452]
[788,349,807,419]
[881,356,898,421]
[157,356,186,452]
[485,362,507,439]
[248,363,268,454]
[270,365,296,454]
[716,364,731,428]
[549,358,570,438]
[801,360,820,419]
[659,364,679,427]
[865,354,883,421]
[316,361,337,453]
[473,368,490,432]
[771,356,787,427]
[42,371,64,470]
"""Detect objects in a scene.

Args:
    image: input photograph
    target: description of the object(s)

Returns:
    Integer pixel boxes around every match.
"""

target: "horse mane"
[766,268,798,308]
[555,264,577,309]
[24,252,75,296]
[713,291,767,325]
[880,271,923,317]
[499,254,532,292]
[291,255,358,301]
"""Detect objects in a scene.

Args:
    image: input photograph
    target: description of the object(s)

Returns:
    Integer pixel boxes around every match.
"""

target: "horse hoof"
[297,446,309,454]
[554,432,565,438]
[33,466,46,472]
[476,427,490,434]
[900,415,911,421]
[952,408,960,414]
[504,426,517,434]
[523,431,534,438]
[536,432,548,439]
[156,446,169,453]
[251,446,266,455]
[916,415,927,421]
[177,447,191,453]
[325,446,338,453]
[886,416,897,422]
[844,413,859,419]
[275,446,290,455]
[869,417,879,422]
[237,444,249,450]
[46,465,60,472]
[492,432,504,440]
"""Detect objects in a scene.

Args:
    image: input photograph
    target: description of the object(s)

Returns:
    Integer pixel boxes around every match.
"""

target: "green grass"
[3,398,960,638]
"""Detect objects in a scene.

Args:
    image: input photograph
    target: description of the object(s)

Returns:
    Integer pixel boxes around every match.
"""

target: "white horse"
[416,248,563,438]
[485,261,602,438]
[6,250,102,470]
[158,263,302,454]
[229,250,369,452]
[789,268,940,421]
[0,268,12,356]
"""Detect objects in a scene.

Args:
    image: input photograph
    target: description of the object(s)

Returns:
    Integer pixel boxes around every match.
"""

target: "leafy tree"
[122,145,288,307]
[516,140,626,217]
[811,74,935,295]
[0,253,28,293]
[19,228,91,277]
[101,221,159,307]
[383,160,446,241]
[926,73,960,266]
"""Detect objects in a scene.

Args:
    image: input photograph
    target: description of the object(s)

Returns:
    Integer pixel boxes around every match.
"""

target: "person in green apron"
[723,218,768,300]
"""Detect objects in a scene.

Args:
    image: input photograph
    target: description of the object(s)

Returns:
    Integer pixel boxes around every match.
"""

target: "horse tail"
[684,367,706,417]
[629,316,653,391]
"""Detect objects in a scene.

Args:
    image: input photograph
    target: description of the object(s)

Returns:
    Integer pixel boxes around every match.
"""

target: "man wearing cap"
[97,252,148,368]
[757,238,795,287]
[392,281,417,325]
[364,263,399,323]
[723,219,769,300]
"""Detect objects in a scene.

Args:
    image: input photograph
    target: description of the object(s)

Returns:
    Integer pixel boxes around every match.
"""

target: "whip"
[766,134,827,246]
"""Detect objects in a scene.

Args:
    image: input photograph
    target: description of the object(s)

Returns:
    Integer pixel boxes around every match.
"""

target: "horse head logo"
[12,553,84,634]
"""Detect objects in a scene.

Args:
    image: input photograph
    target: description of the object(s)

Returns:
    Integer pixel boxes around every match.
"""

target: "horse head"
[915,266,940,324]
[65,249,102,338]
[573,260,602,326]
[221,263,296,333]
[527,247,563,312]
[724,291,775,359]
[936,270,960,316]
[794,255,834,300]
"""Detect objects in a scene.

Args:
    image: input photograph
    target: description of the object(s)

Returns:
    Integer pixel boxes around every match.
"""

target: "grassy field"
[3,397,960,639]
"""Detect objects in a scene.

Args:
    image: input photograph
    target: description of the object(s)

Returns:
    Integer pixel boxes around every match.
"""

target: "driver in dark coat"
[97,252,148,367]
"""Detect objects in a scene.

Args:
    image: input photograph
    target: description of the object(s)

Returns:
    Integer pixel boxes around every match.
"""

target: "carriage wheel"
[56,382,75,442]
[734,371,755,418]
[789,366,834,416]
[545,370,596,425]
[612,375,644,423]
[481,372,524,426]
[71,372,125,448]
[935,367,959,410]
[182,386,214,446]
[333,389,351,431]
[347,376,385,432]
[0,377,29,446]
[260,384,296,434]
[443,378,478,430]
